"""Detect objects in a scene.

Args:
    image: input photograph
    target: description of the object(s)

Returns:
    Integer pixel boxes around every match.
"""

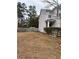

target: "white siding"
[39,9,61,32]
[52,19,61,28]
[39,9,48,32]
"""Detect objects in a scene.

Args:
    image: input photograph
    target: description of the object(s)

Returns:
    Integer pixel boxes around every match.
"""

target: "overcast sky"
[17,0,48,15]
[17,0,61,15]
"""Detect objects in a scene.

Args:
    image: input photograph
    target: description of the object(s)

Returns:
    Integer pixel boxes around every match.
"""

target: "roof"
[40,4,61,13]
[45,19,56,22]
[53,4,61,9]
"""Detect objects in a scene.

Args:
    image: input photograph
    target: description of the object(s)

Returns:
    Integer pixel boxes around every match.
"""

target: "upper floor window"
[48,15,51,18]
[46,10,49,12]
[59,13,61,19]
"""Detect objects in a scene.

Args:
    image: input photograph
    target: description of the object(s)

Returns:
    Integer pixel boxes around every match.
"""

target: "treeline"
[17,2,39,28]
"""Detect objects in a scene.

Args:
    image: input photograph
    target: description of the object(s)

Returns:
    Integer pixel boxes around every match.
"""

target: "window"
[48,15,51,18]
[46,10,49,12]
[49,22,52,27]
[59,13,61,18]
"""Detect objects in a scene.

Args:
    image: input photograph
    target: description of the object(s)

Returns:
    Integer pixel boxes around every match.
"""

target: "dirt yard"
[17,32,61,59]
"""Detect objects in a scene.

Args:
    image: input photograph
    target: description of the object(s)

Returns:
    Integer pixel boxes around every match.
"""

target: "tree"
[42,0,61,16]
[42,0,60,7]
[28,16,39,28]
[17,2,27,27]
[27,6,39,28]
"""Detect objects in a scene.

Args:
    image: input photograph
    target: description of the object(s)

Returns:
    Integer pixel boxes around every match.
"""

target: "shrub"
[44,27,53,34]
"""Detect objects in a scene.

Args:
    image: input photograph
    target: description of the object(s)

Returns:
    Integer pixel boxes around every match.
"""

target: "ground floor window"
[49,22,53,27]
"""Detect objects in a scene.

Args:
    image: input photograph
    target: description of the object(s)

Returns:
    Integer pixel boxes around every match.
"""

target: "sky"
[17,0,47,15]
[17,0,61,15]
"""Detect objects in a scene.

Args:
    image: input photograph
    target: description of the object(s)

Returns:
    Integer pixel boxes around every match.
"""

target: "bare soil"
[17,32,61,59]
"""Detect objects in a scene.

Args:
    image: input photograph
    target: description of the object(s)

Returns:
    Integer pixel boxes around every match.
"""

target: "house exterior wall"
[39,9,51,32]
[39,9,61,32]
[52,19,61,28]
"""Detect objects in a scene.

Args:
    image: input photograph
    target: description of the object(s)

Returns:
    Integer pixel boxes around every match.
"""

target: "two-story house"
[39,5,61,37]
